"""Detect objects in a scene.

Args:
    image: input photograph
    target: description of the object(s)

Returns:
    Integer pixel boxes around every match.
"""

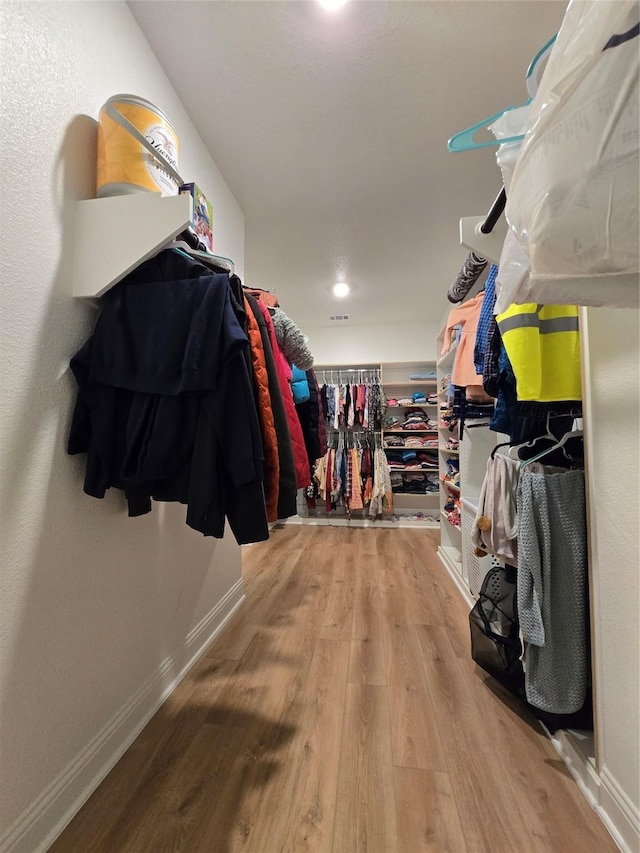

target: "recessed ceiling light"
[318,0,348,11]
[333,282,350,298]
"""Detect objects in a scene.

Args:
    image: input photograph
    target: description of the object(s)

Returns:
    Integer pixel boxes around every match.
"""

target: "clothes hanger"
[519,427,584,469]
[447,103,530,153]
[490,409,579,460]
[170,241,236,273]
[447,34,556,153]
[525,34,557,98]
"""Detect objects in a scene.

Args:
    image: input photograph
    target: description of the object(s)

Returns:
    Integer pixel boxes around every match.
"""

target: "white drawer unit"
[461,497,500,597]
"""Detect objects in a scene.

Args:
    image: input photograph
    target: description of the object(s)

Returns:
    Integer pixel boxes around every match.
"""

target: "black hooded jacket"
[68,249,269,544]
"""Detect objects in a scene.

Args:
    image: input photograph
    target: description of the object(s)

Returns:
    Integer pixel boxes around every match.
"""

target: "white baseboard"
[599,766,640,853]
[545,731,640,853]
[437,545,475,608]
[545,728,600,809]
[0,580,245,853]
[444,560,639,853]
[287,514,439,530]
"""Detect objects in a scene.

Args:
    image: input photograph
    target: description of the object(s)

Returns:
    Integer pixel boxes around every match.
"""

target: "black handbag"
[469,567,524,696]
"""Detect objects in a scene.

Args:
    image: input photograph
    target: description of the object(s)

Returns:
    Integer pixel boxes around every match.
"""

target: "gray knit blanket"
[517,468,588,714]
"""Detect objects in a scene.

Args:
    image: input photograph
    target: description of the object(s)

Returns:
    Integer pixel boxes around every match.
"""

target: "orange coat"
[244,297,280,521]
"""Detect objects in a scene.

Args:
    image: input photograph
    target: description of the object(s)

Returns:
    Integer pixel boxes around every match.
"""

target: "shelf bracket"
[72,193,192,298]
[459,215,507,265]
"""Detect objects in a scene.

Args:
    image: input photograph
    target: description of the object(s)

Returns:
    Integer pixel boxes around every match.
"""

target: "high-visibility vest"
[496,303,582,402]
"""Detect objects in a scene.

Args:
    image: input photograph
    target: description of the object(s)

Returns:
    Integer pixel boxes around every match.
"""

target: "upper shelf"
[73,193,192,299]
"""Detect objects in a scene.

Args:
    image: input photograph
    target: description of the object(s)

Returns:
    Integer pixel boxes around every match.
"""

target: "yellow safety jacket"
[496,303,582,402]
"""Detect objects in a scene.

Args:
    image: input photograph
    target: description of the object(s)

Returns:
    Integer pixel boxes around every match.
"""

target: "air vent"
[329,314,350,321]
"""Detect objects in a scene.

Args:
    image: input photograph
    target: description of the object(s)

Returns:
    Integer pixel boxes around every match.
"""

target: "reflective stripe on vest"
[496,303,582,402]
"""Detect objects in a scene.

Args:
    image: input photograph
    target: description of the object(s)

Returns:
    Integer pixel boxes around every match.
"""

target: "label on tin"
[143,122,179,195]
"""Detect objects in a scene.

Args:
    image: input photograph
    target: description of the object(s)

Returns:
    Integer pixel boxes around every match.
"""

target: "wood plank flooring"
[50,526,616,853]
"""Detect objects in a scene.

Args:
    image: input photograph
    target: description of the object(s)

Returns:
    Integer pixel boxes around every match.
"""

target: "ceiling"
[129,0,567,331]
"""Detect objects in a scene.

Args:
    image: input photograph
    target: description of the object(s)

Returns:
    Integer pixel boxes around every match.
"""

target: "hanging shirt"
[496,303,582,402]
[474,265,499,373]
[442,292,490,395]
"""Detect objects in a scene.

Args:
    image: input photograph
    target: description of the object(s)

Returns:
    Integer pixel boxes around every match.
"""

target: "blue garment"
[291,364,310,404]
[474,265,498,373]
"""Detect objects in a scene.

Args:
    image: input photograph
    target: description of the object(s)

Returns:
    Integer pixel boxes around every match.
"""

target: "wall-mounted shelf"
[459,215,507,265]
[73,193,192,299]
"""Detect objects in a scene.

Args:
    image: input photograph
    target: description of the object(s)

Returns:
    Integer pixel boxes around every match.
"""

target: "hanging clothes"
[68,249,269,545]
[517,468,589,714]
[496,303,582,403]
[243,286,279,308]
[369,447,393,517]
[472,452,519,565]
[296,369,324,475]
[243,296,280,522]
[473,265,499,373]
[256,300,311,489]
[245,294,297,520]
[442,292,493,402]
[291,364,311,404]
[270,307,314,370]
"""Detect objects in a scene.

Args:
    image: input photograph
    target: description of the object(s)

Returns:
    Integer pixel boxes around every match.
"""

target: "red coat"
[257,301,311,489]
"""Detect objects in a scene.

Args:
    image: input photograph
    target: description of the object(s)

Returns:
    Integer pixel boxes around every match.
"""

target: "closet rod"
[480,187,506,235]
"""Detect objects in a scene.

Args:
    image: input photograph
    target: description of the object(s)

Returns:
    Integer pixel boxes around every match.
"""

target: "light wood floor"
[50,526,616,853]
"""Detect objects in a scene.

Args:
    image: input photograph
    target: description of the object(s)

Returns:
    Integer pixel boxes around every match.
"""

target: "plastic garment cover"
[488,104,530,194]
[504,0,640,309]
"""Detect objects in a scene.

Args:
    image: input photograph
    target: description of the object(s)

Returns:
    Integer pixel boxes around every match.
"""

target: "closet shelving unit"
[301,363,386,527]
[435,323,501,600]
[435,333,464,584]
[380,361,440,526]
[301,362,440,528]
[72,192,192,298]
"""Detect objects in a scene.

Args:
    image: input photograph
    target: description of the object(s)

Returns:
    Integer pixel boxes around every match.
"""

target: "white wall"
[306,319,441,365]
[582,308,640,851]
[0,3,245,850]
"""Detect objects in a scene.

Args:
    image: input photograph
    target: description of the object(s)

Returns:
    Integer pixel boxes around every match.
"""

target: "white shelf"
[73,193,192,298]
[383,381,437,388]
[440,510,462,532]
[389,469,439,474]
[439,447,459,454]
[394,493,439,507]
[383,430,437,435]
[386,404,437,409]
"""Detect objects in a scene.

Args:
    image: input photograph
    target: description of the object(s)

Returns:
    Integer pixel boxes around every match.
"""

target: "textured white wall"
[0,2,244,846]
[582,308,640,830]
[306,320,440,365]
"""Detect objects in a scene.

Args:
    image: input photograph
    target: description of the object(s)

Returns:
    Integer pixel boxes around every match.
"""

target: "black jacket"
[68,249,269,544]
[295,369,323,466]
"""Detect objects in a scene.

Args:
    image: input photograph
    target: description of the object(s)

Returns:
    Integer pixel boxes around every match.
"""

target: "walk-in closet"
[1,2,638,852]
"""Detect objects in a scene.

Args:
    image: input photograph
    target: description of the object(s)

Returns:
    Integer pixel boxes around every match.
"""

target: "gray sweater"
[271,308,314,370]
[517,468,588,714]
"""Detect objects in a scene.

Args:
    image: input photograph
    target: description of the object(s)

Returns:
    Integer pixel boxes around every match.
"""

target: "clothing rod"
[480,187,506,234]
